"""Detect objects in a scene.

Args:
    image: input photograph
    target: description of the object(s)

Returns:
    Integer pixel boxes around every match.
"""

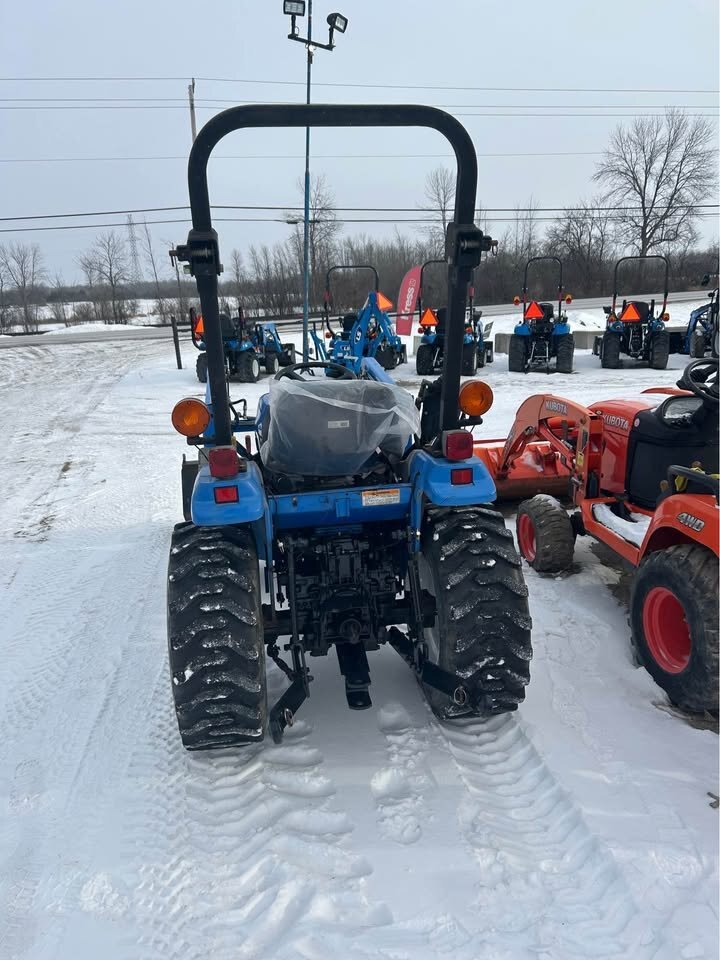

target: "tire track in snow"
[120,667,393,960]
[438,714,655,959]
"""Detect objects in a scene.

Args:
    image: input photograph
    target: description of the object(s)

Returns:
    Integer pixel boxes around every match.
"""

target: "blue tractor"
[415,259,494,376]
[192,308,295,383]
[593,255,670,370]
[319,264,407,371]
[167,104,532,749]
[687,273,718,359]
[508,256,574,374]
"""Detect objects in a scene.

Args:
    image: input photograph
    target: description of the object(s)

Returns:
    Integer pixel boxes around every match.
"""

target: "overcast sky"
[1,0,718,281]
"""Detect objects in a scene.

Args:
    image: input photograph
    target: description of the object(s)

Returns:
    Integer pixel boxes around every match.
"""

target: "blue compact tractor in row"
[593,255,670,370]
[415,259,494,376]
[686,273,718,359]
[167,104,532,748]
[314,264,406,371]
[192,308,296,383]
[508,256,574,374]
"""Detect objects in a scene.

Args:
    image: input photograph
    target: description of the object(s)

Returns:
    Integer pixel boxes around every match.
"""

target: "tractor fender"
[191,460,267,527]
[552,322,571,336]
[639,493,719,561]
[407,449,497,549]
[513,323,531,336]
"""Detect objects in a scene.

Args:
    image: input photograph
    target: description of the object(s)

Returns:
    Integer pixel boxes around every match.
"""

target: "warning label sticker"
[327,420,350,429]
[361,488,401,507]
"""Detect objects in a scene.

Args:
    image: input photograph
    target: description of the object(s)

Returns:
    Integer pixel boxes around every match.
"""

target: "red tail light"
[451,468,473,485]
[214,485,239,504]
[209,445,239,478]
[442,430,473,461]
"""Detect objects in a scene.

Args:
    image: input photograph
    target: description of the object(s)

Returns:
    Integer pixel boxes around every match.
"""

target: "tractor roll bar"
[611,255,670,315]
[522,256,564,314]
[417,259,446,318]
[325,264,379,297]
[174,104,486,445]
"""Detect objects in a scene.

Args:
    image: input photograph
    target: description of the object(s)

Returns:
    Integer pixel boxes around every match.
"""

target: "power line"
[0,151,606,162]
[2,202,717,223]
[0,76,718,94]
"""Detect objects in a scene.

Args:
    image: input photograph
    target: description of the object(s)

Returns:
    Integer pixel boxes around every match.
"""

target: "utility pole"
[188,77,197,142]
[301,2,313,362]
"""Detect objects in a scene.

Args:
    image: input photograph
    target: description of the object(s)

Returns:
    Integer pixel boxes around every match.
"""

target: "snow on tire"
[517,495,575,573]
[167,522,267,749]
[420,506,532,718]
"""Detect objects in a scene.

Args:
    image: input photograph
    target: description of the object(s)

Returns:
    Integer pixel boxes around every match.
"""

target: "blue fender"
[513,323,531,336]
[191,461,267,527]
[552,322,571,336]
[648,318,665,333]
[407,449,497,551]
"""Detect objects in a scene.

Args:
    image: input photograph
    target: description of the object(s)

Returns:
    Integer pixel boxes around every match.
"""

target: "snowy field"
[0,335,717,960]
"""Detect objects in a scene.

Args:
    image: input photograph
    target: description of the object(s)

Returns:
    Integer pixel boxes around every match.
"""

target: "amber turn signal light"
[171,398,211,437]
[459,379,494,417]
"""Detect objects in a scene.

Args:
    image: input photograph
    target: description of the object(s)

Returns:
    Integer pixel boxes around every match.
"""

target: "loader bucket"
[474,439,570,500]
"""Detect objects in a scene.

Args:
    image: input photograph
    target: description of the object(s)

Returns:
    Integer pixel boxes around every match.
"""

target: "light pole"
[283,2,348,361]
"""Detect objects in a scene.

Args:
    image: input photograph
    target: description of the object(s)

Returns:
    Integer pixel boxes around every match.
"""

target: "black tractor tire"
[280,343,296,367]
[264,350,280,375]
[630,544,718,713]
[416,343,435,376]
[600,331,621,369]
[649,330,670,370]
[167,523,267,749]
[196,353,208,383]
[237,350,261,383]
[419,507,533,718]
[516,495,575,573]
[461,342,478,376]
[476,343,486,369]
[689,330,706,359]
[508,334,527,373]
[555,333,575,374]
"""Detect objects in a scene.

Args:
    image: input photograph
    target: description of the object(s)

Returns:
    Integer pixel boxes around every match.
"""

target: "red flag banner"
[395,265,422,335]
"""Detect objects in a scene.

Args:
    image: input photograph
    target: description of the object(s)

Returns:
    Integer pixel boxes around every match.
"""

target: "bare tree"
[0,256,10,333]
[420,166,455,256]
[228,248,245,313]
[91,231,129,323]
[546,199,614,295]
[141,222,169,324]
[509,198,540,263]
[286,174,341,309]
[49,273,70,326]
[593,108,716,256]
[0,242,46,332]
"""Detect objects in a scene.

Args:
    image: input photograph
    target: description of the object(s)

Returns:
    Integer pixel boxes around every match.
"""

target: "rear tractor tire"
[238,350,261,383]
[167,523,267,749]
[419,507,533,718]
[600,331,621,369]
[280,343,296,366]
[516,495,575,573]
[461,342,478,376]
[649,330,669,370]
[196,353,208,383]
[415,343,435,376]
[555,333,575,374]
[631,544,718,713]
[264,350,280,375]
[375,342,397,370]
[689,330,706,359]
[508,334,527,373]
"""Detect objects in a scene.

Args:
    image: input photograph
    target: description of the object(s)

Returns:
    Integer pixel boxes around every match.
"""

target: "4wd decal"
[677,512,705,532]
[545,399,567,415]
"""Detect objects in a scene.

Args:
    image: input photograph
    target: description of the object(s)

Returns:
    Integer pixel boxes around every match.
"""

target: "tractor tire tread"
[421,507,532,718]
[517,495,575,573]
[555,333,575,374]
[630,544,718,712]
[416,343,435,376]
[167,522,266,749]
[196,353,208,383]
[601,331,621,368]
[508,335,527,373]
[649,330,670,370]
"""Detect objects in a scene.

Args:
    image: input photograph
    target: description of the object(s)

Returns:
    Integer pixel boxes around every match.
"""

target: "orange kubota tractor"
[474,358,719,712]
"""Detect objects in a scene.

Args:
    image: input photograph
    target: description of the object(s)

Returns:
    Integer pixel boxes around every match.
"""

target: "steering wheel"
[677,358,718,406]
[275,360,357,381]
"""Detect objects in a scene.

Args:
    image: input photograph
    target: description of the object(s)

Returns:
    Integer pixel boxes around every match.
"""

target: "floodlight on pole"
[282,0,348,361]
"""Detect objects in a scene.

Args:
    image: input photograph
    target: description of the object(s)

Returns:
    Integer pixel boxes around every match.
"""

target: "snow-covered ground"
[0,338,717,960]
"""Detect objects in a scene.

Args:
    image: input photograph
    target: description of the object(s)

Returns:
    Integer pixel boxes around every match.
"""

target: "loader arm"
[486,394,603,500]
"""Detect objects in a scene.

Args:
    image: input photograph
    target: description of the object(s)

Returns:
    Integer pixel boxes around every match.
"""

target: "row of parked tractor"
[190,253,718,385]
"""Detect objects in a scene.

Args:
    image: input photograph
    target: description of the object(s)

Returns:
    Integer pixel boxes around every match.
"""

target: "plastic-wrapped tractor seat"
[261,378,420,477]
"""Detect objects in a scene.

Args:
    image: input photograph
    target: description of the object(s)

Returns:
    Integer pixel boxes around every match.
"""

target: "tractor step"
[336,643,372,710]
